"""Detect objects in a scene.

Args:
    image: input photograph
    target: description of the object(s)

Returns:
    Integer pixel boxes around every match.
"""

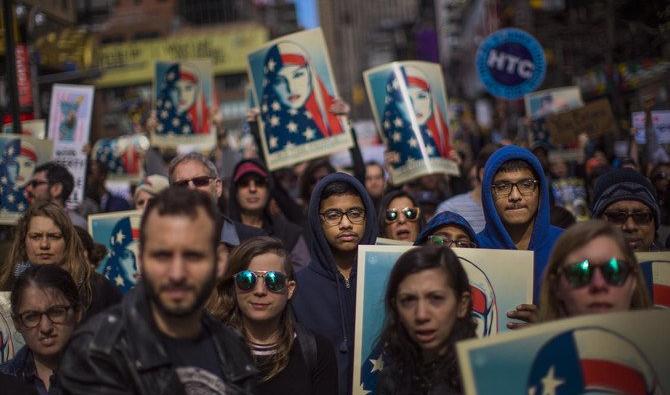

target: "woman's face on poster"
[274,64,311,110]
[8,154,36,187]
[396,86,433,125]
[173,79,198,113]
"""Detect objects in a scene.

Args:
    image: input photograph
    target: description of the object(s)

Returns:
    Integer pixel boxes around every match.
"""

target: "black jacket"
[59,283,257,395]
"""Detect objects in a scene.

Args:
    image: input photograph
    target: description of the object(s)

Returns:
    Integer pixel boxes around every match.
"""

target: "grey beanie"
[591,168,660,229]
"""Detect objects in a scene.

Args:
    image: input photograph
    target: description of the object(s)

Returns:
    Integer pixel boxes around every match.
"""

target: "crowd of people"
[0,97,667,395]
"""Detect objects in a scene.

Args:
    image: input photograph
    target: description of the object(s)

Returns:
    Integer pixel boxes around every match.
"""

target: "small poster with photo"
[364,61,459,185]
[247,28,354,170]
[89,210,143,293]
[457,309,670,395]
[636,251,670,308]
[524,86,584,120]
[152,60,216,149]
[91,134,149,182]
[0,135,53,224]
[353,245,533,395]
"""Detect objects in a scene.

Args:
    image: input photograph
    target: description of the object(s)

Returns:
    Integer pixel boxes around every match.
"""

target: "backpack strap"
[295,323,318,377]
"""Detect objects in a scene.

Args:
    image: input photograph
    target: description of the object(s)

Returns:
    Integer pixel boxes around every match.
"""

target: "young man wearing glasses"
[292,173,378,395]
[478,145,563,324]
[60,188,257,393]
[591,168,661,252]
[24,162,88,228]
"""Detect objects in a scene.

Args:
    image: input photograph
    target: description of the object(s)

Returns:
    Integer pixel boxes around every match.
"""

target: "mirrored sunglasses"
[559,257,632,289]
[385,207,420,223]
[234,270,287,293]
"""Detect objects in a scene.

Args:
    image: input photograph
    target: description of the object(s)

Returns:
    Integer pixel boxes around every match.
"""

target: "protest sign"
[91,134,149,182]
[353,245,533,395]
[476,28,546,100]
[545,98,617,145]
[0,135,53,224]
[636,251,670,308]
[47,84,94,208]
[632,110,670,145]
[364,61,459,185]
[524,86,583,120]
[2,119,46,139]
[458,309,670,395]
[152,60,216,149]
[0,292,24,363]
[89,210,142,293]
[247,28,353,170]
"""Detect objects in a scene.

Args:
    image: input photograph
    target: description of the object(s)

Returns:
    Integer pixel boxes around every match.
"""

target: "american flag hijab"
[382,65,452,166]
[0,138,33,214]
[156,63,211,135]
[260,41,344,153]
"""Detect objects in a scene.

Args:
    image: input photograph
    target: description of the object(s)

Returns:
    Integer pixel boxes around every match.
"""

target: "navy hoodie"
[414,210,477,245]
[477,145,563,301]
[291,173,378,395]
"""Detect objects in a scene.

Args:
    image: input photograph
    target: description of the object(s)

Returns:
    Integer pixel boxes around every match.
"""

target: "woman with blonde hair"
[1,201,121,321]
[209,236,337,395]
[538,220,651,321]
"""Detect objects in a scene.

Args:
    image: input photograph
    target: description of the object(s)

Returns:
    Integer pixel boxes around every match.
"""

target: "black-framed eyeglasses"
[385,207,420,223]
[320,208,366,226]
[603,210,654,226]
[558,257,633,289]
[15,305,74,328]
[428,235,477,248]
[173,176,213,188]
[234,270,288,293]
[491,179,538,198]
[28,179,48,188]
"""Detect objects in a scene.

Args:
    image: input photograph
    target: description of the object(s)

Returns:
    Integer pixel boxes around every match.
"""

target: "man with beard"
[59,188,257,394]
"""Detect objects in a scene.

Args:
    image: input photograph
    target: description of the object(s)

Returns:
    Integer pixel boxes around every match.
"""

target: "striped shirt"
[435,192,486,232]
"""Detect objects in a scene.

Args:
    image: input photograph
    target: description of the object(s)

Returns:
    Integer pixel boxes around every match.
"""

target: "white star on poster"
[182,125,191,133]
[541,366,564,395]
[270,115,280,127]
[17,202,24,211]
[7,194,14,203]
[383,120,391,129]
[285,142,295,149]
[426,145,435,155]
[160,111,168,120]
[0,176,7,185]
[385,96,392,104]
[409,137,418,147]
[370,356,384,372]
[304,111,312,119]
[157,124,164,133]
[172,118,180,127]
[165,101,172,109]
[269,136,278,149]
[272,101,281,111]
[167,72,175,81]
[392,132,401,142]
[7,146,14,156]
[303,127,315,140]
[359,383,371,395]
[394,117,403,128]
[267,58,276,72]
[289,108,298,116]
[115,275,125,287]
[261,104,268,113]
[287,122,298,133]
[115,230,126,244]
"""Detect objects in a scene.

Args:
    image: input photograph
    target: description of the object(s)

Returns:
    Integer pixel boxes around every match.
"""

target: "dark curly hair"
[377,245,476,394]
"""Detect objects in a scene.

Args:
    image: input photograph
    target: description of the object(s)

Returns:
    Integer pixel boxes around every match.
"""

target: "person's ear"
[286,280,296,300]
[214,178,223,199]
[457,291,470,319]
[74,307,83,324]
[49,182,63,200]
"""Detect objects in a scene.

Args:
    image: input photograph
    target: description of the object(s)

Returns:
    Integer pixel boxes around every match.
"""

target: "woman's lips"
[288,94,301,102]
[414,329,436,343]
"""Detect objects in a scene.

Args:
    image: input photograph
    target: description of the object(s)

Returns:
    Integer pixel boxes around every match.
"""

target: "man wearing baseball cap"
[592,168,662,251]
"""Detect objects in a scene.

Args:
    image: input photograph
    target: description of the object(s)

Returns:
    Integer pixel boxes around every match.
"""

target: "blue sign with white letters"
[476,28,546,100]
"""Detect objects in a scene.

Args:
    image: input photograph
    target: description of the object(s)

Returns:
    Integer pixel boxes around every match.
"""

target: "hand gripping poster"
[247,28,354,170]
[152,60,216,149]
[89,210,142,293]
[47,84,95,209]
[0,135,53,224]
[457,309,670,395]
[364,61,459,185]
[636,251,670,308]
[353,245,533,395]
[91,134,149,182]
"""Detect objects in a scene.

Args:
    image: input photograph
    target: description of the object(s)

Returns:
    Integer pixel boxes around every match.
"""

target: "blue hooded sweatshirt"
[291,173,378,395]
[477,145,563,301]
[414,210,477,245]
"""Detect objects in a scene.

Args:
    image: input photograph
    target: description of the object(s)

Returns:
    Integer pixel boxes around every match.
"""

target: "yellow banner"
[95,23,269,88]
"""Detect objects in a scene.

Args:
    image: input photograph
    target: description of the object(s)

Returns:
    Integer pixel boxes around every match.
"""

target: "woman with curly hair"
[377,245,475,395]
[209,236,338,395]
[0,201,121,321]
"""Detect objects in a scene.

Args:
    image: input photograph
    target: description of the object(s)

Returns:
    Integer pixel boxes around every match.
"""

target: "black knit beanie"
[591,168,660,229]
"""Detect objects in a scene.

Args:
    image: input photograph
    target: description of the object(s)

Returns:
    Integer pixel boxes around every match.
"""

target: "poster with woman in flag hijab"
[353,245,533,395]
[0,135,53,224]
[89,210,142,293]
[364,61,459,185]
[457,309,669,395]
[91,133,149,182]
[247,28,353,170]
[152,59,216,149]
